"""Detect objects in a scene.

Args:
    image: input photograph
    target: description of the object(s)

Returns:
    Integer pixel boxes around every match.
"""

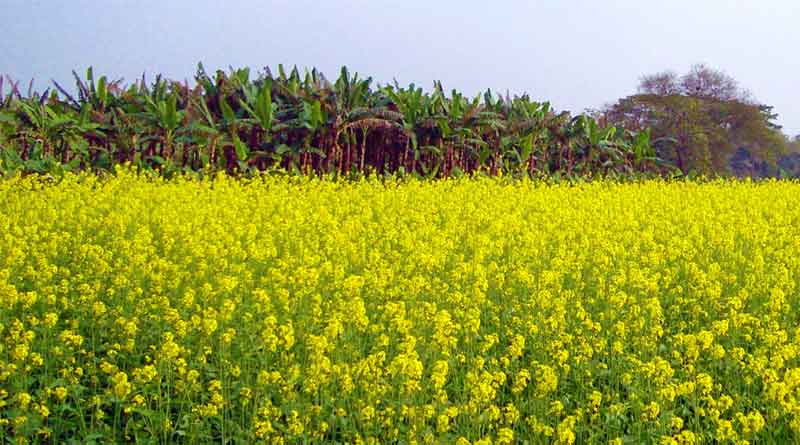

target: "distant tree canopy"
[778,136,800,177]
[790,135,800,151]
[602,64,787,175]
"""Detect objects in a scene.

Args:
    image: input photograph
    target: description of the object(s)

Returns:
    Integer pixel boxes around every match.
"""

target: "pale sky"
[4,0,799,135]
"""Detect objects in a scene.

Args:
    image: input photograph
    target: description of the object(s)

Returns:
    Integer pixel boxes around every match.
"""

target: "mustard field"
[2,171,800,444]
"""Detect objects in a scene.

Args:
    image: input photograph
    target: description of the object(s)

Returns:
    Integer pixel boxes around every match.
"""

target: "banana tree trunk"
[402,138,410,172]
[359,129,369,173]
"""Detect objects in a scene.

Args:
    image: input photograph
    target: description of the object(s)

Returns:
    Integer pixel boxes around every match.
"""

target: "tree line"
[0,63,793,178]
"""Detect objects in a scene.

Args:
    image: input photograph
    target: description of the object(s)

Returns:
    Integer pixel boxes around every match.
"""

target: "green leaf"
[0,146,23,170]
[256,78,274,130]
[164,93,180,130]
[97,75,108,107]
[220,98,236,125]
[275,144,293,155]
[520,133,534,161]
[86,67,94,92]
[195,97,216,127]
[65,157,82,171]
[421,145,441,155]
[147,155,166,165]
[0,112,16,123]
[24,159,46,173]
[305,146,327,158]
[192,124,220,135]
[233,134,249,162]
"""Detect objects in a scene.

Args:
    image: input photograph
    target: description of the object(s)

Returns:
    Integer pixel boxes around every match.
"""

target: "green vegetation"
[0,65,664,178]
[3,173,800,443]
[2,64,795,179]
[601,64,793,177]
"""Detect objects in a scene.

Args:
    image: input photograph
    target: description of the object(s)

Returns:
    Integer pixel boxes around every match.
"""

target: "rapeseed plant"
[0,169,799,443]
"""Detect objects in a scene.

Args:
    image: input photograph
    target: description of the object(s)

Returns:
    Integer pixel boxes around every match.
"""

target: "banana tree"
[333,67,373,173]
[237,77,277,169]
[571,115,623,174]
[385,83,426,174]
[299,97,326,173]
[1,63,669,178]
[627,128,669,173]
[142,91,185,170]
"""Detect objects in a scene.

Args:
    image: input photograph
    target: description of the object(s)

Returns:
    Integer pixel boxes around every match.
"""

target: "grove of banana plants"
[0,65,668,178]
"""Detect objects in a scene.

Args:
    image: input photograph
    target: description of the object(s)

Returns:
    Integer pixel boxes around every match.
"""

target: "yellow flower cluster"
[1,170,799,443]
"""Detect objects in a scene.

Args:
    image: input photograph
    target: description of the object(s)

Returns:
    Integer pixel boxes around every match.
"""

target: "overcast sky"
[4,0,799,135]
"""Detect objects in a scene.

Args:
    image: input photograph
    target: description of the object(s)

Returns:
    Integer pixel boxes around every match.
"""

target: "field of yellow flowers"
[1,171,800,444]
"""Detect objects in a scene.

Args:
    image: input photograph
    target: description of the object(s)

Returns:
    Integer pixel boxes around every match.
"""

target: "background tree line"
[0,63,794,179]
[0,65,665,178]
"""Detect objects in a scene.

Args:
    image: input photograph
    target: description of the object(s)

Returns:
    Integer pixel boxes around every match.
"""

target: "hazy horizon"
[4,0,799,136]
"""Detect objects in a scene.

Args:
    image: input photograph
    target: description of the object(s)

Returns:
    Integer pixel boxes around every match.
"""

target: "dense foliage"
[601,64,790,177]
[0,66,666,178]
[3,170,800,444]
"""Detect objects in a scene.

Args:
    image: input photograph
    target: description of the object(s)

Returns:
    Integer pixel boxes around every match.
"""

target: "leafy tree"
[603,64,786,175]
